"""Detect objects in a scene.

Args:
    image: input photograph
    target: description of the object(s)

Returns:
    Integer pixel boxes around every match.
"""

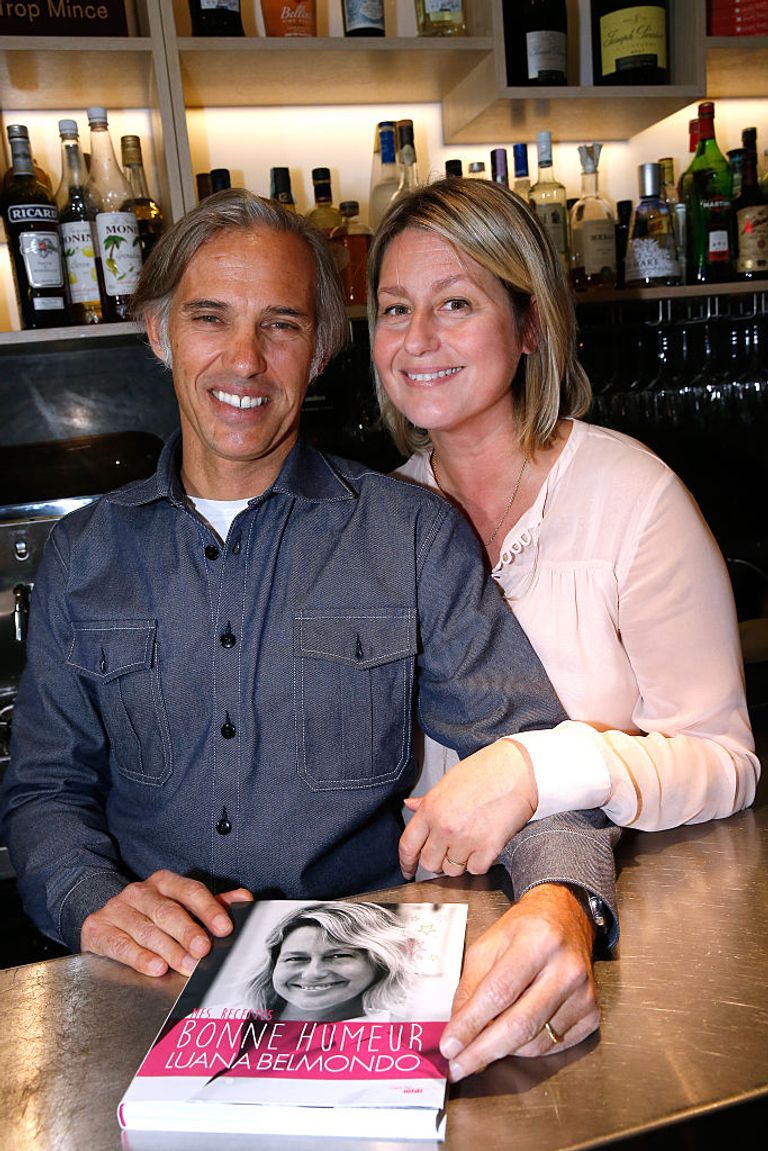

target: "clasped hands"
[81,741,599,1076]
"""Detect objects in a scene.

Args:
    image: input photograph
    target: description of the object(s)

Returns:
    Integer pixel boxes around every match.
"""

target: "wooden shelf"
[0,322,144,352]
[706,36,768,98]
[576,281,768,306]
[0,37,159,110]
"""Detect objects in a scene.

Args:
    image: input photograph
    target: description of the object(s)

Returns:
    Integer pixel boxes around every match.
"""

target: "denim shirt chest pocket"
[294,609,417,790]
[66,619,173,785]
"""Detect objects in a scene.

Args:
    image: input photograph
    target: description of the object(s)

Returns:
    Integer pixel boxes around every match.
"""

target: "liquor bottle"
[468,161,486,179]
[330,201,373,305]
[490,147,509,187]
[727,148,745,202]
[56,119,104,325]
[624,162,681,288]
[270,167,296,211]
[569,143,616,291]
[121,135,164,263]
[445,159,463,178]
[502,0,527,83]
[1,124,67,329]
[677,118,699,200]
[2,153,52,196]
[390,120,420,205]
[591,1,669,86]
[658,157,685,284]
[681,101,734,284]
[414,0,466,37]
[86,107,142,322]
[614,198,633,288]
[369,121,398,230]
[342,0,384,36]
[210,168,231,192]
[262,0,316,36]
[512,142,531,200]
[530,131,569,272]
[196,172,213,202]
[761,150,768,203]
[733,144,768,280]
[306,167,342,235]
[188,0,244,35]
[522,0,568,85]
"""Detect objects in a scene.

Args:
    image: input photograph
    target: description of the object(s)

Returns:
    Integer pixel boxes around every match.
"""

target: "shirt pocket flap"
[295,610,417,670]
[66,619,157,682]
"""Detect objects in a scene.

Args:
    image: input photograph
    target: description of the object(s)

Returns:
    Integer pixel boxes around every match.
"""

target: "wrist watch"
[568,885,611,949]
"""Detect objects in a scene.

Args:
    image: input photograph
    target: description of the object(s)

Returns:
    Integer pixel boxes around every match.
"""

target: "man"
[1,191,618,1081]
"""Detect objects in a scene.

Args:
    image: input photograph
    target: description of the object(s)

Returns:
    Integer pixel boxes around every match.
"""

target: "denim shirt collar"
[105,430,357,509]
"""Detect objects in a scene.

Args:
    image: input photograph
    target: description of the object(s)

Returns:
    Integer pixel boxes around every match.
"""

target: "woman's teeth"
[405,367,462,382]
[213,389,268,409]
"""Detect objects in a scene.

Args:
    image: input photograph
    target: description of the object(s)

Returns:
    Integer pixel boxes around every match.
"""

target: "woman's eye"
[444,298,470,312]
[380,303,408,317]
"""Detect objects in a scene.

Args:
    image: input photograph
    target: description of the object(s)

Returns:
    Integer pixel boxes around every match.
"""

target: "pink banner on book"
[139,1017,448,1080]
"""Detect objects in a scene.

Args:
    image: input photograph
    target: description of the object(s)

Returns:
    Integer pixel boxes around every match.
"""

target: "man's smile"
[211,388,270,409]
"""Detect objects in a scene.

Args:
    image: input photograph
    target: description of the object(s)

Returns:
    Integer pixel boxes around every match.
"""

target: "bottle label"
[7,203,58,225]
[17,230,65,289]
[344,0,384,32]
[534,203,568,261]
[625,236,680,282]
[60,220,101,304]
[379,128,396,165]
[526,31,566,79]
[201,1,240,10]
[736,204,768,273]
[581,219,617,275]
[95,211,142,296]
[600,6,667,75]
[424,0,463,17]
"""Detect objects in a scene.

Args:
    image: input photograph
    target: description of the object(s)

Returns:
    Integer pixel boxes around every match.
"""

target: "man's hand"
[399,739,538,878]
[80,869,254,977]
[440,884,599,1080]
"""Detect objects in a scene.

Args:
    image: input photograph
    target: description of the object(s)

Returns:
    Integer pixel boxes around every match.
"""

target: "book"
[117,898,468,1142]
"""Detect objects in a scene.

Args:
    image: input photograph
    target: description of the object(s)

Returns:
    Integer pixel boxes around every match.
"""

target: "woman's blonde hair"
[367,177,591,457]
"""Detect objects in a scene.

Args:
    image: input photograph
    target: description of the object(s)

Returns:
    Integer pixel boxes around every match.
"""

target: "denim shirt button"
[204,544,220,560]
[220,626,237,649]
[215,810,232,836]
[221,713,236,739]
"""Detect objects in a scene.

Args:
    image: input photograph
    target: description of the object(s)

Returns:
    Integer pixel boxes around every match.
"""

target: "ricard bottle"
[55,119,105,325]
[86,107,142,321]
[1,124,67,329]
[121,134,165,263]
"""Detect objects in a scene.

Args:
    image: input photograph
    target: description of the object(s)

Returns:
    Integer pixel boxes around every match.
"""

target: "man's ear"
[145,311,169,366]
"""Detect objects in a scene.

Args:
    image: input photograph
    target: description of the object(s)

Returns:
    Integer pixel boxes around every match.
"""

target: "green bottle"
[681,100,734,284]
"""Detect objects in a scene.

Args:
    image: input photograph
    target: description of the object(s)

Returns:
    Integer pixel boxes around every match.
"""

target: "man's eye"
[192,313,221,324]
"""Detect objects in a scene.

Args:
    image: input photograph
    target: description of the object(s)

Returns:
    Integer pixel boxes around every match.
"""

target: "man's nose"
[402,309,440,356]
[222,329,268,375]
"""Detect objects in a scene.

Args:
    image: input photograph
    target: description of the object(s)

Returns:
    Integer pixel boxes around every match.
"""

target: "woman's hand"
[440,883,600,1079]
[399,739,538,879]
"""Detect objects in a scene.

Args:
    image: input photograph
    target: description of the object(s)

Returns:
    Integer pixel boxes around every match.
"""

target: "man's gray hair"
[132,188,349,378]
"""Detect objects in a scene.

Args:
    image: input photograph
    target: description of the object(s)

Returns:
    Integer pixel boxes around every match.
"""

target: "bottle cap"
[698,101,714,118]
[445,159,463,177]
[58,119,78,135]
[638,162,661,199]
[121,135,143,163]
[577,143,602,174]
[536,132,553,166]
[339,201,359,216]
[468,162,486,174]
[491,148,508,180]
[512,142,529,177]
[312,167,331,182]
[270,167,292,193]
[6,124,29,140]
[210,168,231,192]
[86,106,108,124]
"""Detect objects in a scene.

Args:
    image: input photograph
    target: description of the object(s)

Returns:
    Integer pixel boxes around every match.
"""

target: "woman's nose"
[402,309,440,355]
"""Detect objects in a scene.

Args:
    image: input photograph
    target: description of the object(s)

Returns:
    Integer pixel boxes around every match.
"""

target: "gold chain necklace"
[430,449,529,547]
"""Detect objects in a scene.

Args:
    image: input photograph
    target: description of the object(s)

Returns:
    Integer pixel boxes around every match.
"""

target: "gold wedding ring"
[544,1021,562,1046]
[445,854,467,869]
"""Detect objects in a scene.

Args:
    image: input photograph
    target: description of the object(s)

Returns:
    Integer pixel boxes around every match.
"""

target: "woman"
[368,176,759,876]
[245,902,415,1022]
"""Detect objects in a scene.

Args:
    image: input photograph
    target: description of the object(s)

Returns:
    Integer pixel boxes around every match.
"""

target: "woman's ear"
[521,297,541,356]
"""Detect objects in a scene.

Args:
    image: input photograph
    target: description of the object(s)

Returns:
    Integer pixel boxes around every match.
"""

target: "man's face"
[148,226,319,498]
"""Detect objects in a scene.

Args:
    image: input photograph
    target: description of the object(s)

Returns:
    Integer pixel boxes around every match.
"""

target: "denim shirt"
[1,434,619,951]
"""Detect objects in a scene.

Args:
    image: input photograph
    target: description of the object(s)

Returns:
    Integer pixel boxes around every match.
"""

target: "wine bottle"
[734,144,768,280]
[342,0,384,36]
[390,121,420,205]
[1,124,67,329]
[56,119,105,325]
[523,0,568,85]
[681,101,735,284]
[330,200,373,305]
[270,167,296,211]
[188,0,244,36]
[569,143,616,291]
[261,0,316,36]
[369,121,399,230]
[624,163,681,288]
[414,0,466,37]
[306,167,342,235]
[591,1,669,86]
[121,134,165,263]
[490,148,509,187]
[530,131,569,272]
[86,107,142,322]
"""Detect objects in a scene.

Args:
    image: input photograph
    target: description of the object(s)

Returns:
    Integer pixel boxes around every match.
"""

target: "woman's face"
[373,227,537,442]
[272,925,378,1015]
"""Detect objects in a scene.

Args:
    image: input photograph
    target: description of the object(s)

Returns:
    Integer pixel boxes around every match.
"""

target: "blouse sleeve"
[511,471,760,830]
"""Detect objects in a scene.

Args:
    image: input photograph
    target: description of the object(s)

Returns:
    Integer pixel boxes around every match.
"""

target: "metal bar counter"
[2,803,767,1151]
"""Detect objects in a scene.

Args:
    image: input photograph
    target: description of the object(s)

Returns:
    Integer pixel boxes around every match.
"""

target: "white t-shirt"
[397,420,759,830]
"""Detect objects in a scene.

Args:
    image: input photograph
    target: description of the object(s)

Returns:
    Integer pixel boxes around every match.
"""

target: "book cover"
[118,898,468,1142]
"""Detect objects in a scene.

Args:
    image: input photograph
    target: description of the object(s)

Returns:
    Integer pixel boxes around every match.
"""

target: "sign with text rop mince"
[0,1,128,36]
[118,898,468,1142]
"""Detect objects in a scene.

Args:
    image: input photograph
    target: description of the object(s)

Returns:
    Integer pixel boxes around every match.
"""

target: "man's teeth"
[406,367,462,382]
[213,389,269,409]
